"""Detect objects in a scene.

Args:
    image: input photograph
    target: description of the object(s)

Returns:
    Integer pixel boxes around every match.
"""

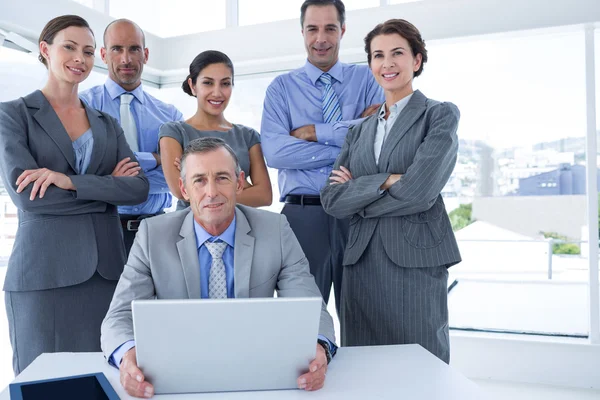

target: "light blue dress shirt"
[79,78,184,215]
[261,60,384,200]
[194,217,237,299]
[72,128,93,175]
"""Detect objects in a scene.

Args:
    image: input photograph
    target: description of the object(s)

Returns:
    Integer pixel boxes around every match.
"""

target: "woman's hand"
[112,157,141,177]
[174,157,181,172]
[380,174,402,190]
[329,166,353,185]
[16,168,74,200]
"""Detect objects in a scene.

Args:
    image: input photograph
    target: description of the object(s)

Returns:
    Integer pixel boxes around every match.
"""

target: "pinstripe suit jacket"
[321,90,461,268]
[0,90,149,291]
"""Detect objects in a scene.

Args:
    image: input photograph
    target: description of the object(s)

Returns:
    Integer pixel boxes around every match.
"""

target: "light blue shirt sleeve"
[109,340,136,368]
[317,334,337,357]
[314,117,366,148]
[261,80,340,171]
[134,151,157,172]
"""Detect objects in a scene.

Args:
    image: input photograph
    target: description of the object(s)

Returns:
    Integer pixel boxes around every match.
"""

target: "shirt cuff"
[134,151,158,172]
[109,340,136,369]
[317,334,337,356]
[314,123,335,146]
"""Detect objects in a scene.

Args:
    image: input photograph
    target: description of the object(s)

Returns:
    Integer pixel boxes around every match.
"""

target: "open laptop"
[132,297,322,394]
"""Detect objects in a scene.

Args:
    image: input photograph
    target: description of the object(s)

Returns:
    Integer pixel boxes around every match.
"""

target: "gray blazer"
[0,90,149,292]
[101,205,336,358]
[321,90,461,268]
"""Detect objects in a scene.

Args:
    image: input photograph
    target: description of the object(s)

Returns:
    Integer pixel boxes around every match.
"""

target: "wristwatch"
[317,339,332,364]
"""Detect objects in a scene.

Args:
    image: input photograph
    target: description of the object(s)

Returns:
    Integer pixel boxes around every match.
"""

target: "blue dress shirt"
[194,217,236,299]
[72,128,93,175]
[79,78,184,215]
[261,60,384,200]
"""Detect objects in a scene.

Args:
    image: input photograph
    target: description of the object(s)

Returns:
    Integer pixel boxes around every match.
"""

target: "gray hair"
[180,137,242,181]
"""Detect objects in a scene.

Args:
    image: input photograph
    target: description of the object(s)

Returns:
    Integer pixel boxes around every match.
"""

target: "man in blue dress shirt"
[80,19,183,255]
[101,138,336,397]
[260,0,384,316]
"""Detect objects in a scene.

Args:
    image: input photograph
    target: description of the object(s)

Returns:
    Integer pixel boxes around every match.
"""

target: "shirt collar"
[378,93,414,121]
[304,59,344,86]
[193,215,236,249]
[104,78,145,104]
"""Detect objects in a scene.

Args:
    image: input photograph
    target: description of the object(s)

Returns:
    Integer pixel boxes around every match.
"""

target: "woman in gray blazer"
[321,19,461,363]
[0,15,149,374]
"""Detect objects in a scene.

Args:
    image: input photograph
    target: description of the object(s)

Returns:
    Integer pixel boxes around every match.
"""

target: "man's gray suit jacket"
[321,90,461,268]
[101,205,336,358]
[0,90,149,292]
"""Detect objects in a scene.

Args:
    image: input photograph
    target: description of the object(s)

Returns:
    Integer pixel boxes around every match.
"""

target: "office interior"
[0,0,599,398]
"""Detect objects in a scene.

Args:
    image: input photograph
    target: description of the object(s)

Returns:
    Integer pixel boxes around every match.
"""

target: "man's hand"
[120,347,154,398]
[361,103,382,118]
[16,168,74,200]
[290,125,317,142]
[297,344,328,391]
[112,157,141,177]
[380,174,402,190]
[329,166,352,185]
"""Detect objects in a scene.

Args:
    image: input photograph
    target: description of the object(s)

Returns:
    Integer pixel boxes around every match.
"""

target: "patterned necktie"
[319,73,342,123]
[119,93,139,152]
[205,240,228,299]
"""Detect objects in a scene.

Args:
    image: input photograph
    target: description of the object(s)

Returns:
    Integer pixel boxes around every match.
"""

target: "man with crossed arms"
[81,19,183,255]
[261,0,384,316]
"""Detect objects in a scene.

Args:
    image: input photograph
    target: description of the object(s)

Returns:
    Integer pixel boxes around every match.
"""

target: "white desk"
[0,344,484,399]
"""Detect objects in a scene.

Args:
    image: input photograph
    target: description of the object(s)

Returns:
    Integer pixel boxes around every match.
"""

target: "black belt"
[120,213,162,231]
[284,194,321,206]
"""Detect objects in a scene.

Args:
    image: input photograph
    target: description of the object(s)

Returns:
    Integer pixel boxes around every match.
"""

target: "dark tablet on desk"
[9,372,119,400]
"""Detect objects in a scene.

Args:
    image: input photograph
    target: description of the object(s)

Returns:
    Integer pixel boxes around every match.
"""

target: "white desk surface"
[0,344,484,399]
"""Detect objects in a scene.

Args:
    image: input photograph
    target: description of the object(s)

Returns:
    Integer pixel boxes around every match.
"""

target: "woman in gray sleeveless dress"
[160,51,272,209]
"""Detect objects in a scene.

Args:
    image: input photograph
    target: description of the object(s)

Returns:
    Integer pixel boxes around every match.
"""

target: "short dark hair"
[182,50,234,97]
[300,0,346,27]
[38,15,94,67]
[103,19,146,48]
[180,137,242,181]
[364,19,428,78]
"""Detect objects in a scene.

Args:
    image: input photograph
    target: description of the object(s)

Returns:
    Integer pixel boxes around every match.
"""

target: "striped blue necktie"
[319,73,342,123]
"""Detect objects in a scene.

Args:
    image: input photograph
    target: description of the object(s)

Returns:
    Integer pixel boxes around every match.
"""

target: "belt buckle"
[127,220,140,231]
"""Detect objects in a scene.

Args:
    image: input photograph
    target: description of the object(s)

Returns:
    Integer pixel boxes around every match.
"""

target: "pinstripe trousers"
[341,232,450,363]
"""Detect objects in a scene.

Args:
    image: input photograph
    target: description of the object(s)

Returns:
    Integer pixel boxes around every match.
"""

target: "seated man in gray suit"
[101,137,336,398]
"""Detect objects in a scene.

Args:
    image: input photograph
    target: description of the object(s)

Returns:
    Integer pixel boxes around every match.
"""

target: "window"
[239,0,303,26]
[109,0,226,37]
[70,0,96,8]
[414,28,589,337]
[238,0,380,26]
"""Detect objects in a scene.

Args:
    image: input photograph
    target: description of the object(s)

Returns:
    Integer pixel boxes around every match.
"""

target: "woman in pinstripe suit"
[321,19,461,363]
